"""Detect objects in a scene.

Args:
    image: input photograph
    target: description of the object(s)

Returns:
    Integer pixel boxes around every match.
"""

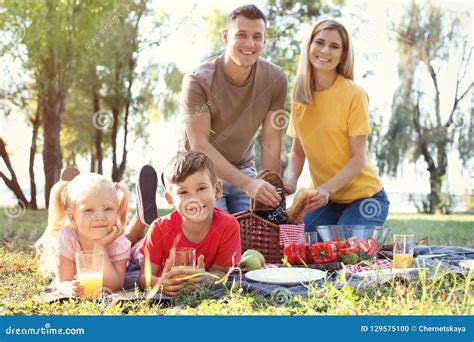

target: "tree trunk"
[42,89,67,207]
[0,138,29,208]
[28,101,41,210]
[90,150,96,173]
[92,77,103,175]
[111,106,120,181]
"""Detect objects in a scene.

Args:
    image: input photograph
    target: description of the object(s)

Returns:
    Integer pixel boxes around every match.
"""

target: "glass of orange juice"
[393,234,415,269]
[170,247,196,280]
[76,250,104,299]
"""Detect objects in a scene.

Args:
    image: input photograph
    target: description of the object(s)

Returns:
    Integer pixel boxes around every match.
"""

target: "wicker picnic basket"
[234,170,285,264]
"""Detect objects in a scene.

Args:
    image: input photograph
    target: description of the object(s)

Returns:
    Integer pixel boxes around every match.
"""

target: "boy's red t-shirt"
[139,208,241,274]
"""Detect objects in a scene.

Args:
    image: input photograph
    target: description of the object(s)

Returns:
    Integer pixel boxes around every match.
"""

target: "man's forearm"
[286,150,305,185]
[261,139,281,174]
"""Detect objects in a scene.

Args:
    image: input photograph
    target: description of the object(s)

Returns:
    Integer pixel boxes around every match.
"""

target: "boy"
[138,151,241,296]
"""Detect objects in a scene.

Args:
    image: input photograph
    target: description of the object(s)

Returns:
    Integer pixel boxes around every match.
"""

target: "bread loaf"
[287,188,319,224]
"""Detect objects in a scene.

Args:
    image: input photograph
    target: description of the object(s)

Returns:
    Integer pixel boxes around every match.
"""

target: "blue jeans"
[303,188,390,233]
[216,165,256,214]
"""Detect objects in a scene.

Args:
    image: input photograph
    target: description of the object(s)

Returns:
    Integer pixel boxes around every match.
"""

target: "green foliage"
[377,2,472,213]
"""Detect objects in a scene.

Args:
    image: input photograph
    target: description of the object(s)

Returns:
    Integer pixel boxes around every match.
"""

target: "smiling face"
[165,170,222,224]
[223,16,265,71]
[69,188,118,240]
[309,29,344,76]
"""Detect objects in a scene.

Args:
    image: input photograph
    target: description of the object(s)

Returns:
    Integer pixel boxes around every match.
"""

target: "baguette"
[287,188,319,224]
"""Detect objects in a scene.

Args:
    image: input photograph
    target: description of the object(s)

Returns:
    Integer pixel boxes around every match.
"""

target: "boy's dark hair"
[165,150,217,186]
[227,4,266,26]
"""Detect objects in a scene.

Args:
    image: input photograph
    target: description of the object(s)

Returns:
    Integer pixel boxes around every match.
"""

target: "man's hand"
[283,180,297,195]
[244,178,281,208]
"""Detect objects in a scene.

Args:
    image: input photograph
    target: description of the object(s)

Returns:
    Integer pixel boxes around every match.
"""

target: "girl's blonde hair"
[35,173,129,276]
[293,19,354,104]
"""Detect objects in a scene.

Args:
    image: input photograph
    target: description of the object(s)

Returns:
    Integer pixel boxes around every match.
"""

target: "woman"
[285,19,389,232]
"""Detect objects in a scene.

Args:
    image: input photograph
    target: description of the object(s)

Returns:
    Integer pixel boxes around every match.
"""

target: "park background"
[0,0,472,214]
[0,0,473,316]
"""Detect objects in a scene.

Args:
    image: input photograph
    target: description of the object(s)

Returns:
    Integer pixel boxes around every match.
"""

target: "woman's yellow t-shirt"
[287,75,382,203]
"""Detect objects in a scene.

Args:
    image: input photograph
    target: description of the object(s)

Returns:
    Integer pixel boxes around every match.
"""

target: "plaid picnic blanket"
[343,259,392,273]
[279,223,305,245]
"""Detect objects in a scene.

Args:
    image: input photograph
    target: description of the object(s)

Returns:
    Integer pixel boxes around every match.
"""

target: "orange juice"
[171,266,194,280]
[78,272,103,299]
[393,254,413,268]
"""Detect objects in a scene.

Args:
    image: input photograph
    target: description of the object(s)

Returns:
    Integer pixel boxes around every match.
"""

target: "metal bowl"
[315,225,390,249]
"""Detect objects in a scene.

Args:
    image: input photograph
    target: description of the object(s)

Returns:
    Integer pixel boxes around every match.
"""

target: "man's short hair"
[165,150,217,186]
[227,4,266,26]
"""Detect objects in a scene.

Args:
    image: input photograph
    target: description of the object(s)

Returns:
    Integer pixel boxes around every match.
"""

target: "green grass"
[0,208,473,315]
[386,213,474,247]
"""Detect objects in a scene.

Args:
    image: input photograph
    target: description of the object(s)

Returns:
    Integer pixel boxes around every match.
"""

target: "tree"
[378,2,473,213]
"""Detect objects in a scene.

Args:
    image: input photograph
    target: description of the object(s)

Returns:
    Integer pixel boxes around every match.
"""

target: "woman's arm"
[285,138,306,194]
[310,135,367,209]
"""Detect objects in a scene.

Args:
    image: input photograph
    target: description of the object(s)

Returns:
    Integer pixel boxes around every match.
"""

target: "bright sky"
[0,0,472,208]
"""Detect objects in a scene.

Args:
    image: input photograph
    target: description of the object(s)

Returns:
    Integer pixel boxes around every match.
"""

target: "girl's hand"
[71,280,84,298]
[95,224,124,248]
[58,279,84,298]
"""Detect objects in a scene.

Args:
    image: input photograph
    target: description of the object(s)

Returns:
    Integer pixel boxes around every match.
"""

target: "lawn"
[0,209,473,315]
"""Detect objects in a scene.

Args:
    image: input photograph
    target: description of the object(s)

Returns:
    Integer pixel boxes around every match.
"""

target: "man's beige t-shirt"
[181,55,288,169]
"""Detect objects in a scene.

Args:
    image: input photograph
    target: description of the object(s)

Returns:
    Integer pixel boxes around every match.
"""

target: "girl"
[36,173,131,297]
[285,19,389,232]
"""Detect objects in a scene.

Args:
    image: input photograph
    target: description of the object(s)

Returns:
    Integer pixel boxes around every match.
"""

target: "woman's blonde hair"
[35,173,129,276]
[293,19,354,104]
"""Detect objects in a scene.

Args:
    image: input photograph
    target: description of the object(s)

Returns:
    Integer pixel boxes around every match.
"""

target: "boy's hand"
[185,255,213,285]
[158,259,191,296]
[95,224,124,249]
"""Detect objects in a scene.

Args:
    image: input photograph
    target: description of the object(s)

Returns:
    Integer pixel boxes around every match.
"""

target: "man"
[182,4,288,214]
[125,5,287,244]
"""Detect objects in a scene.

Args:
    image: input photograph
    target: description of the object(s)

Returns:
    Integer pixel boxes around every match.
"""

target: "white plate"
[245,267,326,285]
[459,260,474,270]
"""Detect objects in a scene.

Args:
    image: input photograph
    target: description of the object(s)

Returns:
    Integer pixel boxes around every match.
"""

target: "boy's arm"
[138,261,161,289]
[138,259,189,297]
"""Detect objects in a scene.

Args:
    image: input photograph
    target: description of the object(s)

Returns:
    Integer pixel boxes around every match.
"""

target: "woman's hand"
[303,187,331,213]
